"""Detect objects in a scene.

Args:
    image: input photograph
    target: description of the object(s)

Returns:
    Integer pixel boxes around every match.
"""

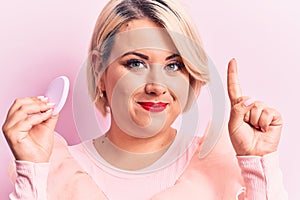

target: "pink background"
[0,0,298,199]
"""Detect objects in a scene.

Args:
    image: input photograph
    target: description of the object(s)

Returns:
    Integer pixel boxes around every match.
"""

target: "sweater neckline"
[92,135,173,171]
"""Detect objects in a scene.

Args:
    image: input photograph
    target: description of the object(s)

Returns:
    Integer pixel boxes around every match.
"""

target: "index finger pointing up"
[227,58,242,103]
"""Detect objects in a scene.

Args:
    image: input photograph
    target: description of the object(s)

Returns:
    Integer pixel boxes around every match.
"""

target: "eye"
[164,61,185,72]
[124,59,147,71]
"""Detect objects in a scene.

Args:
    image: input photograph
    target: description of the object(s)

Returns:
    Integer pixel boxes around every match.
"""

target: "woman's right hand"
[2,96,58,163]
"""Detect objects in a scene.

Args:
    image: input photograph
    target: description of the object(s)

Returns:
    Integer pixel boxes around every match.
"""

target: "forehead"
[108,20,178,62]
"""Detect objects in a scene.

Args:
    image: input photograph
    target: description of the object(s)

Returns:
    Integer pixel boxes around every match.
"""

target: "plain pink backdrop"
[0,0,299,199]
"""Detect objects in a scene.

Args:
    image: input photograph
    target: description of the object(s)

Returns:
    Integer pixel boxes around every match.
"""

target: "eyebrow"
[121,52,181,61]
[165,53,180,61]
[121,52,149,60]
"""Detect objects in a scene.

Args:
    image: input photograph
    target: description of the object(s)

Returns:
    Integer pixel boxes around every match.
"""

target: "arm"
[227,59,287,199]
[2,96,58,199]
[8,133,109,200]
[9,161,49,200]
[237,152,288,200]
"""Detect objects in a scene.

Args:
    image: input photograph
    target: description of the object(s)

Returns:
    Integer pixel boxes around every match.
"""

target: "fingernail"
[47,102,55,107]
[45,109,53,113]
[38,96,49,102]
[244,98,255,107]
[261,128,266,132]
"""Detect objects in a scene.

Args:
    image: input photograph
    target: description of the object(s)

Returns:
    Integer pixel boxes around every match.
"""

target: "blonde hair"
[87,0,209,115]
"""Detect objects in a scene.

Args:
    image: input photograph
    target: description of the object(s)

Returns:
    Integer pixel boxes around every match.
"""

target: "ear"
[91,50,103,80]
[91,50,106,92]
[98,74,106,92]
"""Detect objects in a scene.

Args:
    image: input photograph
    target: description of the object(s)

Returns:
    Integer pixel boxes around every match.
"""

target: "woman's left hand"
[227,59,283,156]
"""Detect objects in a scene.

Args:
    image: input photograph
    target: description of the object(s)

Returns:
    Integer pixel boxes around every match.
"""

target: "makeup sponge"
[45,76,70,115]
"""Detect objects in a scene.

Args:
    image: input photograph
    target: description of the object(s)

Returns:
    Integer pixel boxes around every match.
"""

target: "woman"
[2,0,287,199]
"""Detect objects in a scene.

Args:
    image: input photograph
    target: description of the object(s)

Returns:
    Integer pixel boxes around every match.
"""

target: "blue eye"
[164,62,185,72]
[125,59,147,70]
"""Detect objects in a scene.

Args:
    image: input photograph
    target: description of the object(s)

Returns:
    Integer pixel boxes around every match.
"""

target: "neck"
[104,118,176,153]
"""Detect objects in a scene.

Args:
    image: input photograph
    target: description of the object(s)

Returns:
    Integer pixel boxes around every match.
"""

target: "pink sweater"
[8,132,288,200]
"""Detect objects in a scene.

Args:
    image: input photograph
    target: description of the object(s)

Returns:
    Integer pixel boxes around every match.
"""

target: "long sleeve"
[237,152,288,200]
[9,161,49,200]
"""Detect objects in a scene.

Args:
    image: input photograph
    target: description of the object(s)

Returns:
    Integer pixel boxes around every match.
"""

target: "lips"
[138,102,168,112]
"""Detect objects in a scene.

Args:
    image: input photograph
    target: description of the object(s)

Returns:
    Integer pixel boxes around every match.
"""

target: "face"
[98,19,191,138]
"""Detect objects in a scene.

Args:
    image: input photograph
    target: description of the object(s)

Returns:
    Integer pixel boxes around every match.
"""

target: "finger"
[249,102,266,129]
[243,97,254,123]
[227,58,242,103]
[270,110,283,126]
[7,96,49,117]
[230,97,255,119]
[229,97,255,134]
[42,113,59,132]
[7,97,35,117]
[4,102,55,130]
[244,111,250,123]
[4,109,54,140]
[258,108,282,132]
[258,108,275,132]
[24,109,54,131]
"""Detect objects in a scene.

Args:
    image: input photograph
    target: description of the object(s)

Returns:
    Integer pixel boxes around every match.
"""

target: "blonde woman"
[3,0,287,199]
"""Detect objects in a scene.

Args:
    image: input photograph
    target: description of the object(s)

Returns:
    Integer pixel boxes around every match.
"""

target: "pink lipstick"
[138,102,168,112]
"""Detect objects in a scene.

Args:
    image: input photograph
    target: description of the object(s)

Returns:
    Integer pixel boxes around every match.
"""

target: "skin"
[227,59,282,156]
[100,49,189,153]
[2,97,57,162]
[2,19,283,162]
[98,19,190,153]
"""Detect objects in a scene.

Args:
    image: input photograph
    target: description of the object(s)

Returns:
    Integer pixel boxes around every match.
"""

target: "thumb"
[44,114,59,131]
[229,98,255,132]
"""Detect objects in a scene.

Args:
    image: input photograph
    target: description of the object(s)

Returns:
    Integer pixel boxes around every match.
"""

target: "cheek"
[104,67,131,105]
[110,72,167,137]
[166,76,190,111]
[109,72,146,108]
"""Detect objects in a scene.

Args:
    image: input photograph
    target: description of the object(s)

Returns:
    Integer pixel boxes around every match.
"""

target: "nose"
[145,83,167,96]
[145,64,167,96]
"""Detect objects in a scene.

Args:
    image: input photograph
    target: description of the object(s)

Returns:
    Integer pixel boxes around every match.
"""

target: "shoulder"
[184,129,244,196]
[181,130,242,181]
[153,129,244,199]
[48,133,106,199]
